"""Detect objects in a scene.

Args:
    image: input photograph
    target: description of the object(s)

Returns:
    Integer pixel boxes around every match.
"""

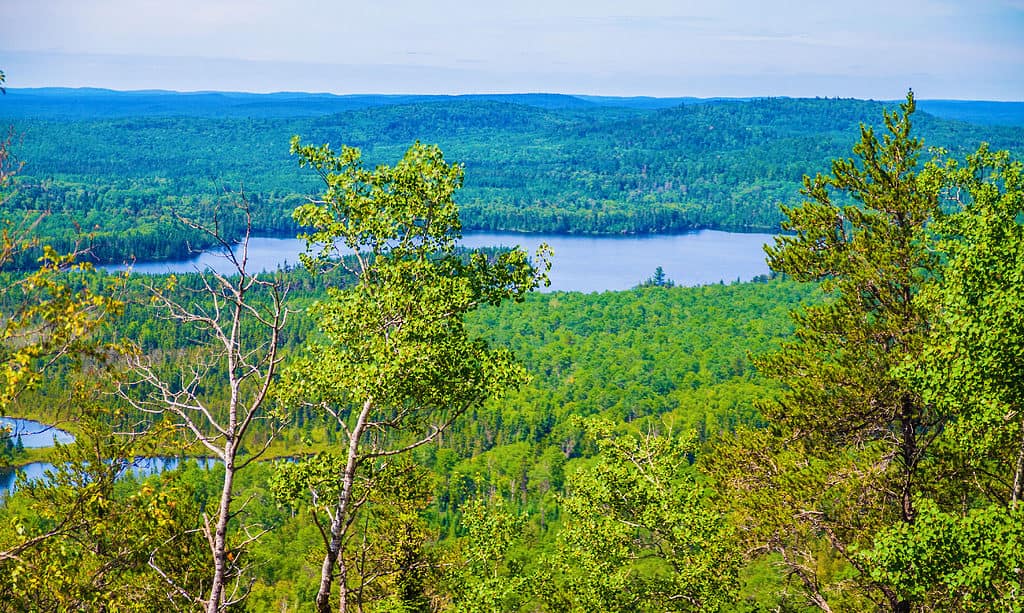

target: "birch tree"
[120,201,290,613]
[274,139,548,613]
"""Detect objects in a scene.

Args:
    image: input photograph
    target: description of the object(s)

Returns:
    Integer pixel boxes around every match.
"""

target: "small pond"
[1,456,219,499]
[1,418,218,499]
[0,417,75,448]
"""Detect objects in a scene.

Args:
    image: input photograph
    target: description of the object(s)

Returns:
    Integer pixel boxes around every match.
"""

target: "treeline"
[4,95,1022,265]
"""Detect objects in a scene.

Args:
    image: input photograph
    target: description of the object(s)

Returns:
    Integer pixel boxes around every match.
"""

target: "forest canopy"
[0,87,1023,612]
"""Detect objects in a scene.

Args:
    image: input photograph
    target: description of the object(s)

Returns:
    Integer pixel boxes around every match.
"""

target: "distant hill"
[5,88,1021,126]
[576,95,750,109]
[1,90,1021,266]
[1,88,604,119]
[0,88,434,118]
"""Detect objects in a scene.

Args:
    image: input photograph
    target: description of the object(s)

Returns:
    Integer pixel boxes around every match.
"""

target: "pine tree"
[711,92,944,612]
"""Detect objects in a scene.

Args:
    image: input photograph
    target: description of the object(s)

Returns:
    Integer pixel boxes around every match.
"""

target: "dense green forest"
[2,84,1024,613]
[0,267,809,611]
[2,89,1023,266]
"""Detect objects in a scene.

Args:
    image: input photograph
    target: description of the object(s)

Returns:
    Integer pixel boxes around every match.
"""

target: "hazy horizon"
[7,84,1024,104]
[3,1,1023,101]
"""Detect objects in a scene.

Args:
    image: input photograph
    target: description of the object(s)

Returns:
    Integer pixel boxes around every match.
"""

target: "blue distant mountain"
[4,88,1021,126]
[0,88,604,118]
[914,100,1024,127]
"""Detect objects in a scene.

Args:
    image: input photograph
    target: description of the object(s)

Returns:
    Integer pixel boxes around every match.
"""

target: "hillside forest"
[2,88,1023,267]
[0,81,1023,613]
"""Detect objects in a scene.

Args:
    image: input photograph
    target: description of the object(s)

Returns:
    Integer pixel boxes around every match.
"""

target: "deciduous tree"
[120,200,290,613]
[862,145,1024,610]
[276,139,548,613]
[550,418,739,612]
[0,400,208,611]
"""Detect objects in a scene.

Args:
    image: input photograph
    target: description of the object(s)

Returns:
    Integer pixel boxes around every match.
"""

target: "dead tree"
[120,199,290,613]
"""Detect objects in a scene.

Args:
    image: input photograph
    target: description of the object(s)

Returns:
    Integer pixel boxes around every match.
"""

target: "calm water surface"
[1,418,221,498]
[105,230,776,292]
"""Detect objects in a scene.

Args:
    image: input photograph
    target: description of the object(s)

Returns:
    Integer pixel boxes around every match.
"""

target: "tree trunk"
[315,399,372,613]
[206,453,236,613]
[315,511,344,613]
[899,395,919,524]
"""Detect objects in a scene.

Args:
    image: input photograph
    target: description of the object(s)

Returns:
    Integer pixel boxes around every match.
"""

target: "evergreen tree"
[711,92,944,611]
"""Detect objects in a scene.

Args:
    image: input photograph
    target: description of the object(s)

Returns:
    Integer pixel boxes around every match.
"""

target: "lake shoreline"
[92,225,785,269]
[104,229,778,293]
[0,415,308,473]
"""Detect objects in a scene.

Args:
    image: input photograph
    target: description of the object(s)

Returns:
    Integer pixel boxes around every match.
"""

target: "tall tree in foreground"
[863,146,1024,610]
[274,139,548,613]
[711,92,944,611]
[120,201,290,613]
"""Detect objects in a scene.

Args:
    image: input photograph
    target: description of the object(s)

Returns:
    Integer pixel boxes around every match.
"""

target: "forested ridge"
[3,90,1022,266]
[2,84,1024,613]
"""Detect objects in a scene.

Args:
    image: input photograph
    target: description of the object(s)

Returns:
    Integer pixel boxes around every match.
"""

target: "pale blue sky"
[2,0,1022,99]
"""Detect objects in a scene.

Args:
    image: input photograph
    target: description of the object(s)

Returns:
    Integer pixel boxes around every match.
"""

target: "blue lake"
[104,230,777,293]
[1,417,220,499]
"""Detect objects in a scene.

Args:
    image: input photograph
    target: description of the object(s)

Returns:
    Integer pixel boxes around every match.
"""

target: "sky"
[2,0,1023,99]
